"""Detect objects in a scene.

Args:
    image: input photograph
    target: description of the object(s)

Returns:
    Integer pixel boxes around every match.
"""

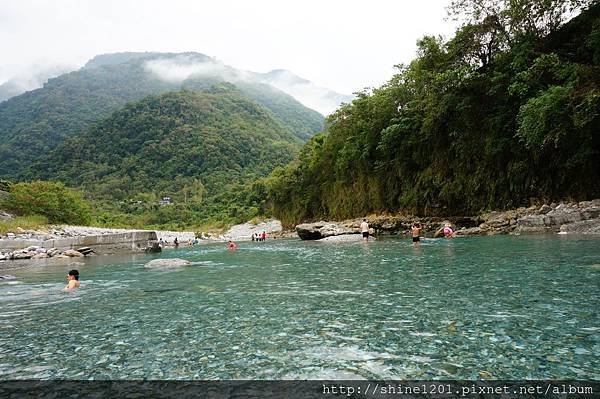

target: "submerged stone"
[144,258,191,268]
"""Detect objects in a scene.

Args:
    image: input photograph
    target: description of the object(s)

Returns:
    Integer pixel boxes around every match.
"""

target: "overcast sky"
[0,0,457,94]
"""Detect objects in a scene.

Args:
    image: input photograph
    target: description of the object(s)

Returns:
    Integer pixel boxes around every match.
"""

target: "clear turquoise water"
[0,235,599,379]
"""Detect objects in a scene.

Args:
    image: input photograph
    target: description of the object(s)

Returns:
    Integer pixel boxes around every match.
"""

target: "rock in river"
[145,258,191,268]
[63,249,84,257]
[295,221,356,240]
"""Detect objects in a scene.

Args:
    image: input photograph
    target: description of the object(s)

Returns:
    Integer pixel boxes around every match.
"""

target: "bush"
[2,181,91,225]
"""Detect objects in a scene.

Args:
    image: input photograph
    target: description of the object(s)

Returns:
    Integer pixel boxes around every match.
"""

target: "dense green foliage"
[0,52,323,179]
[30,88,300,229]
[1,181,91,225]
[265,2,600,226]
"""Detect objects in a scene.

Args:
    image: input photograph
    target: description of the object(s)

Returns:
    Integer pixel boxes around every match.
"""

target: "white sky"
[0,0,457,94]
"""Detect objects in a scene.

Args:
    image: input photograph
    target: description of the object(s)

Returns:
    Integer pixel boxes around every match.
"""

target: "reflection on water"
[0,235,599,379]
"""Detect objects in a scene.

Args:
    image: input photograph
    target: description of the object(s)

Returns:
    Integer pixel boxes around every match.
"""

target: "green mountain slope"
[0,52,323,179]
[34,87,301,204]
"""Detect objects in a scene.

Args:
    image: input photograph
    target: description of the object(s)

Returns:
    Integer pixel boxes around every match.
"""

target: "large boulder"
[63,249,84,257]
[76,247,95,256]
[559,219,600,234]
[454,227,483,236]
[47,248,62,257]
[316,234,375,242]
[295,221,356,240]
[225,219,283,240]
[515,201,600,234]
[12,252,33,260]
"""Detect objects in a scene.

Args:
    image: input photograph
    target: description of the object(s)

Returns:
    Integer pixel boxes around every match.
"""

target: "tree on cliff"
[263,1,600,226]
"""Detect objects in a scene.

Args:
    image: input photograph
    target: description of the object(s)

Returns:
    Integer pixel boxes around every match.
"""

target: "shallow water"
[0,235,599,379]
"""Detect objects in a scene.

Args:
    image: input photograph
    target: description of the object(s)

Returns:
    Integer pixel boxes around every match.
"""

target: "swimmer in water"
[64,269,80,290]
[228,241,237,250]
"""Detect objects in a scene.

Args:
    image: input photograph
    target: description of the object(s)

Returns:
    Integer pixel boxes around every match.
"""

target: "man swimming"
[64,269,80,290]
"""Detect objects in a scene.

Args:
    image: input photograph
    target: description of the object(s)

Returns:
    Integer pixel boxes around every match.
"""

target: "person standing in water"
[360,219,369,241]
[443,224,454,238]
[64,269,80,290]
[174,237,179,248]
[411,222,422,245]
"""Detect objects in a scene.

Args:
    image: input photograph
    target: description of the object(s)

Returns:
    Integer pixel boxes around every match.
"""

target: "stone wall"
[0,231,157,253]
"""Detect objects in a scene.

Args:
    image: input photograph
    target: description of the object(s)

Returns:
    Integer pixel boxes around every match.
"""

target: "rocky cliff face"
[513,201,600,234]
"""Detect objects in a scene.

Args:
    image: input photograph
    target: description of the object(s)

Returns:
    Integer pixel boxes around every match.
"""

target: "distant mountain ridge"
[0,52,325,179]
[254,69,354,115]
[83,52,212,69]
[0,52,353,115]
[0,64,71,102]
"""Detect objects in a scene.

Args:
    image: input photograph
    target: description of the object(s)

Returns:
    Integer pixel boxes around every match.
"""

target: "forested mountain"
[265,1,600,226]
[23,87,300,228]
[35,87,300,198]
[0,52,324,179]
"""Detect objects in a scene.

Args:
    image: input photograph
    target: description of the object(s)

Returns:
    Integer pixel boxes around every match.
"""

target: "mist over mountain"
[140,54,353,115]
[0,52,353,115]
[0,64,73,102]
[254,69,354,115]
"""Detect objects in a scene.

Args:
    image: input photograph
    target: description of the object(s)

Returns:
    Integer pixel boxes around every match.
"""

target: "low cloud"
[260,70,354,115]
[144,56,249,83]
[143,55,353,115]
[0,63,74,101]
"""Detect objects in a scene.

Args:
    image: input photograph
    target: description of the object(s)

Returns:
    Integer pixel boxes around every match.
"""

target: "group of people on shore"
[251,231,267,242]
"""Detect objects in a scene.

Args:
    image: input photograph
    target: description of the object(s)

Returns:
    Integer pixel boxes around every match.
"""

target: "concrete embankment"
[0,231,157,260]
[0,231,157,254]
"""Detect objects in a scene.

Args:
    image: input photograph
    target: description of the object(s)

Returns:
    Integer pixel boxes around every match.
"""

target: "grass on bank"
[0,215,49,236]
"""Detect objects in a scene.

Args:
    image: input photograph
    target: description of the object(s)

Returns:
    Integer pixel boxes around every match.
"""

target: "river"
[0,235,598,379]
